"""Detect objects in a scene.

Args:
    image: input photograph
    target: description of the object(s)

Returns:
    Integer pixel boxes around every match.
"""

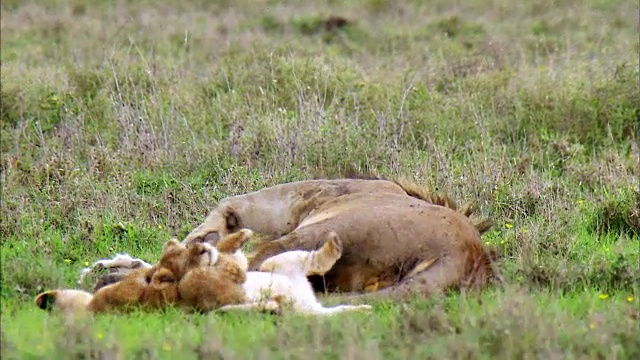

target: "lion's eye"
[199,248,207,255]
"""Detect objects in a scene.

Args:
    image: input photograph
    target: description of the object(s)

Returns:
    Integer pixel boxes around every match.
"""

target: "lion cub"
[36,264,179,316]
[160,230,254,313]
[172,229,372,315]
[240,231,372,315]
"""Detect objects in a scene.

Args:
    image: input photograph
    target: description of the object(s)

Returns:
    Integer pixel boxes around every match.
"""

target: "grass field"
[1,0,639,358]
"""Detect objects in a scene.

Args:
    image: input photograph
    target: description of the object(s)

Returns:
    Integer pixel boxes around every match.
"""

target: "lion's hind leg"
[344,257,465,302]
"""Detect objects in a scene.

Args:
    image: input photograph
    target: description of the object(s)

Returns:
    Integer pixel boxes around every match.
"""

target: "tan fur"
[174,229,372,315]
[172,231,253,313]
[239,231,372,315]
[182,179,410,245]
[312,171,495,234]
[87,266,179,314]
[46,177,498,309]
[155,230,251,282]
[35,289,93,317]
[179,177,497,300]
[231,191,498,300]
[36,266,179,315]
[183,178,493,249]
[35,231,254,316]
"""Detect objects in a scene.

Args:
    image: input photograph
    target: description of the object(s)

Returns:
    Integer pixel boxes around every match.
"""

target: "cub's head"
[154,238,204,281]
[176,230,254,312]
[140,267,180,310]
[182,229,253,270]
[153,229,253,283]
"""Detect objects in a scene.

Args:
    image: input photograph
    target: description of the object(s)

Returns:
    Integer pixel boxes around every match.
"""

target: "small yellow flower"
[598,294,609,300]
[64,259,72,264]
[627,296,634,303]
[500,240,506,245]
[96,333,104,339]
[84,261,90,267]
[505,223,514,229]
[577,199,583,205]
[163,344,171,351]
[484,241,491,245]
[589,323,595,330]
[158,224,163,230]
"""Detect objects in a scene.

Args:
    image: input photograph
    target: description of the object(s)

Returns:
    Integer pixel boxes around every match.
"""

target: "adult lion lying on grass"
[181,177,500,300]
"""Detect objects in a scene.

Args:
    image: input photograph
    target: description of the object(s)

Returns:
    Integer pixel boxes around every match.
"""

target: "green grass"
[1,0,639,358]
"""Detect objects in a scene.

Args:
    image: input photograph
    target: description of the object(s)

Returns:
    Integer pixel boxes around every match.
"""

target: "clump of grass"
[584,188,639,237]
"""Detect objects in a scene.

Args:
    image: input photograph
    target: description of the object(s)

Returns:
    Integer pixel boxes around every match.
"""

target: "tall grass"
[1,0,638,358]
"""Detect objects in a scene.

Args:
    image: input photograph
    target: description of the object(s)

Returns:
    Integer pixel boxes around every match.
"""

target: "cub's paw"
[216,229,254,253]
[321,231,343,259]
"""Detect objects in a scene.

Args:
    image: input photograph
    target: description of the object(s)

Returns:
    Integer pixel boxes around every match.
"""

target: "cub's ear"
[187,242,206,255]
[35,291,58,311]
[163,239,181,252]
[151,268,176,289]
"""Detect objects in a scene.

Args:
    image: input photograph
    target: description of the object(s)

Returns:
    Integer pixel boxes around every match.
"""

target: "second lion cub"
[180,230,372,316]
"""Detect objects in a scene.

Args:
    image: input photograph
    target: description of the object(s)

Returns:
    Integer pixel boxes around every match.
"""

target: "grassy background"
[1,0,639,358]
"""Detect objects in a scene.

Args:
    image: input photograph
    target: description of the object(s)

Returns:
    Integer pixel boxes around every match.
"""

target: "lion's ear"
[225,210,240,232]
[202,231,220,245]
